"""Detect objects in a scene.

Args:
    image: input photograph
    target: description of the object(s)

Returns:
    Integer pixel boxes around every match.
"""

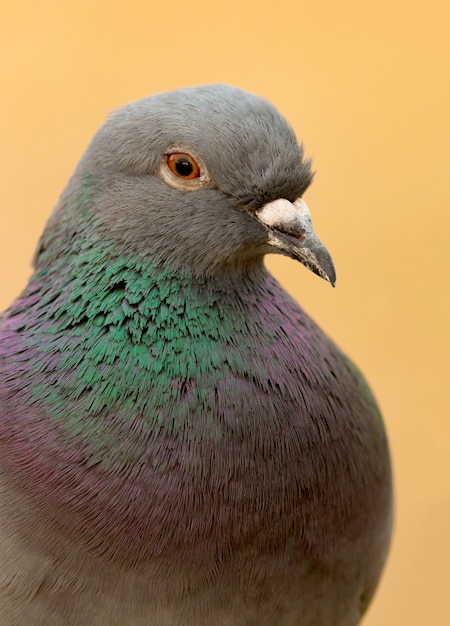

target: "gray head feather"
[35,84,314,276]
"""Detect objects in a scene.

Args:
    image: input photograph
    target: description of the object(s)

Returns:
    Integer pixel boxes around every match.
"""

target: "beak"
[256,198,336,286]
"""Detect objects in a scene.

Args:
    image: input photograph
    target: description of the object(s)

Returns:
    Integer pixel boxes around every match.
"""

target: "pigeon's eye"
[167,153,200,180]
[161,147,210,190]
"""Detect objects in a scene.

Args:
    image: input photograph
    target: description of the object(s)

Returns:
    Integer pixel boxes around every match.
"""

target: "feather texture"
[0,84,392,625]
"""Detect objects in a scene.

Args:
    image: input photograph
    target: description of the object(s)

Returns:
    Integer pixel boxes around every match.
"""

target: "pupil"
[175,158,193,176]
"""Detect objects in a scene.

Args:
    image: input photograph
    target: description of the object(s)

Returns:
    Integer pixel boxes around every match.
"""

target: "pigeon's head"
[42,84,335,284]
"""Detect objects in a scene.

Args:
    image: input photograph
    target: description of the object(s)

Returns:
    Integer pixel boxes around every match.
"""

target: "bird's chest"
[3,279,388,570]
[55,332,379,567]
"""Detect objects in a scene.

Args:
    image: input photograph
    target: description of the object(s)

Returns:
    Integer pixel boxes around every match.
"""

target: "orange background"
[1,2,449,624]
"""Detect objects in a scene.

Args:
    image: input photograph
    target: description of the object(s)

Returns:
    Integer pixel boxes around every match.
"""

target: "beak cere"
[255,198,336,286]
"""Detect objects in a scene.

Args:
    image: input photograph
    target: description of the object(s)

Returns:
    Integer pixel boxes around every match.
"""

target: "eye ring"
[160,146,211,191]
[167,152,200,180]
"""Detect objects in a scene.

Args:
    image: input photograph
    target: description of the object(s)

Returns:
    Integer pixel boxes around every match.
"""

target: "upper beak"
[255,198,336,286]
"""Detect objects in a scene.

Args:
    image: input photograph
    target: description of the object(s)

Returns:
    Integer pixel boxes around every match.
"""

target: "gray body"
[0,84,392,625]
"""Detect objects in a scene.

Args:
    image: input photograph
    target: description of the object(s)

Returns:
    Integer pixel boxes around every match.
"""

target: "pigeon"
[0,84,392,626]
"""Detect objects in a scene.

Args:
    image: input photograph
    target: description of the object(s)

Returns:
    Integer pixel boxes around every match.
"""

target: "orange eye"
[167,153,200,180]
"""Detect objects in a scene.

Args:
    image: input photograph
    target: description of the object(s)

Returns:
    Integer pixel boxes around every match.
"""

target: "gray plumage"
[0,84,392,625]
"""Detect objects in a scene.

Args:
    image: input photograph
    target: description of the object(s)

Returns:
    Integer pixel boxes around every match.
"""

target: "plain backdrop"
[1,2,449,624]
